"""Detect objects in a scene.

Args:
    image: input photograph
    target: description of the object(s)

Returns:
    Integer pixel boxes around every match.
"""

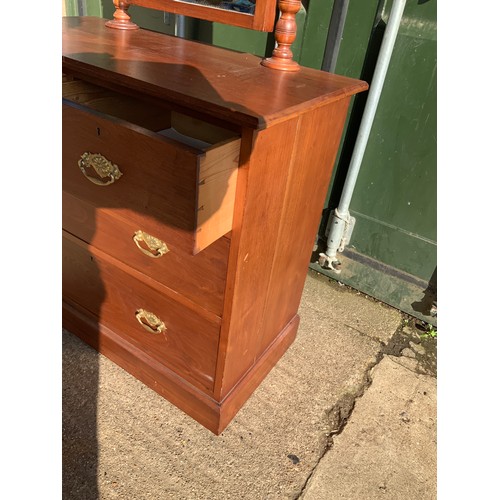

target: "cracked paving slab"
[63,271,402,499]
[300,356,437,500]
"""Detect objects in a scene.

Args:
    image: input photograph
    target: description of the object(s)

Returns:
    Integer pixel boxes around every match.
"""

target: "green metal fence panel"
[297,0,335,69]
[341,0,437,281]
[200,5,307,58]
[65,0,102,16]
[198,21,270,56]
[64,0,79,16]
[85,0,102,16]
[102,2,176,34]
[310,0,437,322]
[320,0,381,212]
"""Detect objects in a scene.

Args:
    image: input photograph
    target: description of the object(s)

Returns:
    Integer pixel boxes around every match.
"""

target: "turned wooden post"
[105,0,139,30]
[261,0,301,72]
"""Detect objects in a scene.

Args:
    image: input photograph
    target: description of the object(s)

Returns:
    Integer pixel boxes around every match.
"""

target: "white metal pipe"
[323,0,407,265]
[176,15,187,38]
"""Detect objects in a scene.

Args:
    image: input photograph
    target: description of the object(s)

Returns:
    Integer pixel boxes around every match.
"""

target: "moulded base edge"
[62,300,299,434]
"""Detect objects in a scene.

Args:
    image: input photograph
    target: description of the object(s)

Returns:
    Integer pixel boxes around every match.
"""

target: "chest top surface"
[62,17,367,129]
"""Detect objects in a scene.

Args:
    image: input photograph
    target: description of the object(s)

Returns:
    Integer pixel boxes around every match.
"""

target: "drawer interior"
[63,75,241,254]
[62,75,237,147]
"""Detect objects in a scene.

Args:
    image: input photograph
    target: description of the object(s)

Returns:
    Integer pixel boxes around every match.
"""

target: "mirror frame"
[110,0,278,31]
[106,0,302,72]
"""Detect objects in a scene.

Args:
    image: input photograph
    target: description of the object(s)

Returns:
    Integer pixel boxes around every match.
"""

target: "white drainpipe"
[176,15,187,38]
[319,0,407,273]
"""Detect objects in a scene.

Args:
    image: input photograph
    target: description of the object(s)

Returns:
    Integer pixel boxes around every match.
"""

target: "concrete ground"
[63,269,437,499]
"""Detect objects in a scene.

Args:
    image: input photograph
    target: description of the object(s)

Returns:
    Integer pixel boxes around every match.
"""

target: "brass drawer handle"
[135,309,166,334]
[78,152,123,186]
[133,230,169,258]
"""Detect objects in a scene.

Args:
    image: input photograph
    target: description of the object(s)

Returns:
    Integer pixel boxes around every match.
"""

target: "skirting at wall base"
[310,248,437,326]
[63,301,299,435]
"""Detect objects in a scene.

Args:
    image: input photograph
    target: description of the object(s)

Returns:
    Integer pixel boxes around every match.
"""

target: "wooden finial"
[261,0,301,72]
[105,0,139,30]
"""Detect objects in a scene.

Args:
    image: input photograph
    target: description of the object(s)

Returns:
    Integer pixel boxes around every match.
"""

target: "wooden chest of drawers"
[62,16,367,434]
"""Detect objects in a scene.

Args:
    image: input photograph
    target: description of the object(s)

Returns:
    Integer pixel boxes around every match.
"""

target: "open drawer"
[62,77,241,255]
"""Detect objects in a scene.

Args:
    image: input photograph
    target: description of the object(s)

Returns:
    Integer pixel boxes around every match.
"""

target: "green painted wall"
[320,0,381,213]
[204,22,270,56]
[330,0,437,281]
[102,2,176,34]
[296,0,335,68]
[196,5,307,59]
[65,0,102,16]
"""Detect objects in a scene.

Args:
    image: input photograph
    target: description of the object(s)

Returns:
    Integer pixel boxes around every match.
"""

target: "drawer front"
[62,100,200,238]
[62,231,220,393]
[63,191,229,316]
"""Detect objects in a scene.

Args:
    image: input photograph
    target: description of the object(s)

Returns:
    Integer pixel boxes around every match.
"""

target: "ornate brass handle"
[135,309,166,334]
[133,230,169,258]
[78,152,123,186]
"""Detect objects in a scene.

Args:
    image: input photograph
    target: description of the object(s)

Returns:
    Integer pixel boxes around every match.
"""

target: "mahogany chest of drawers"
[62,16,367,434]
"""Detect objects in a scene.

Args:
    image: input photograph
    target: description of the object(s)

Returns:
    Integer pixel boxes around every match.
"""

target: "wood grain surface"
[63,191,230,316]
[63,300,223,433]
[63,100,199,230]
[63,99,239,254]
[214,120,300,399]
[63,231,221,393]
[256,99,350,353]
[214,99,351,400]
[62,17,368,130]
